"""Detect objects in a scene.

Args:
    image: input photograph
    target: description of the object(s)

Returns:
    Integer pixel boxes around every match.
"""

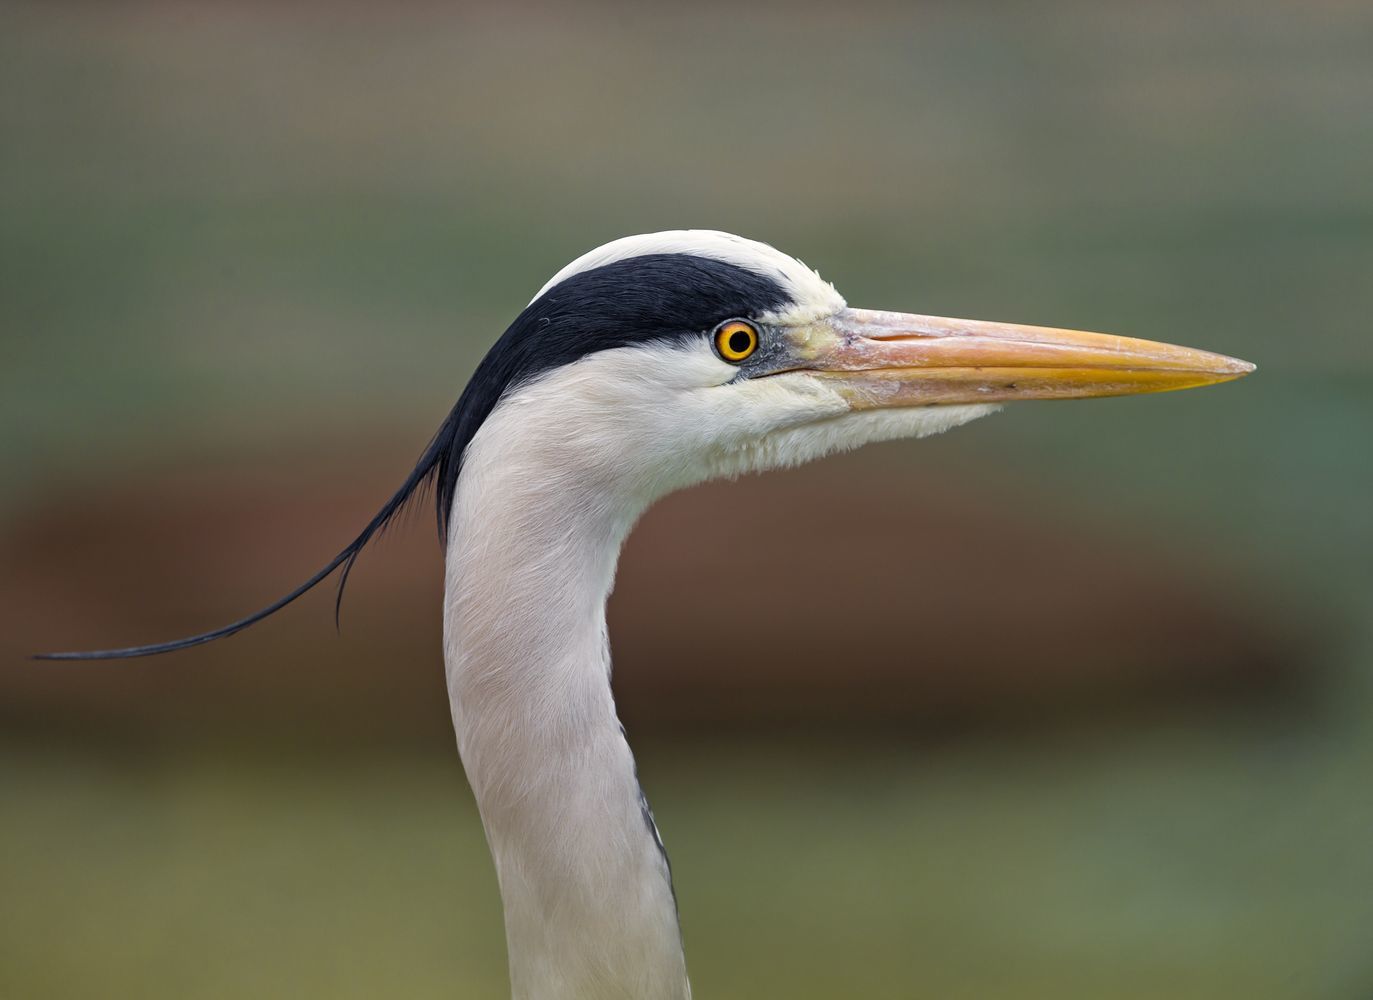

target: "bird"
[42,231,1254,999]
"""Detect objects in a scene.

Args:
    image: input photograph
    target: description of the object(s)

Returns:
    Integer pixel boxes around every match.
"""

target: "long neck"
[441,428,689,1000]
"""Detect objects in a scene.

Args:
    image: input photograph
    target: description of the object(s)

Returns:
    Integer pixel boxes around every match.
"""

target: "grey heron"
[43,231,1253,999]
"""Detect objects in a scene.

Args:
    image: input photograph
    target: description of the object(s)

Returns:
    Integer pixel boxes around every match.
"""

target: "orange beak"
[794,309,1254,407]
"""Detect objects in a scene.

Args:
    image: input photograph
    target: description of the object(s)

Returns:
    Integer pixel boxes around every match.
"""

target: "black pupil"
[728,329,752,355]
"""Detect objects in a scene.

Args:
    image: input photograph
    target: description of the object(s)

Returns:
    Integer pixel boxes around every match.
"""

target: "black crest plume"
[36,253,792,661]
[35,402,464,660]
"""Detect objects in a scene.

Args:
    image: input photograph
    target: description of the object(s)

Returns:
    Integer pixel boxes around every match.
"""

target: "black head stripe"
[38,253,793,660]
[431,253,793,527]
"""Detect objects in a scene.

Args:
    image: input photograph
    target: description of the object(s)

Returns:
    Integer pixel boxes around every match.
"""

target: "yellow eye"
[714,320,759,363]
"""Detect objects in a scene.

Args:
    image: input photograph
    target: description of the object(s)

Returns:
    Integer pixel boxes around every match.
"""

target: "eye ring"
[714,320,760,363]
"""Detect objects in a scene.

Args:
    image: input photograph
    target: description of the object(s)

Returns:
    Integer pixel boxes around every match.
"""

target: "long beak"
[797,308,1254,407]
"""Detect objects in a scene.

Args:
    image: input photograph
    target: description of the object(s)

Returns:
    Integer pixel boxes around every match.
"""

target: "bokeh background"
[3,3,1371,997]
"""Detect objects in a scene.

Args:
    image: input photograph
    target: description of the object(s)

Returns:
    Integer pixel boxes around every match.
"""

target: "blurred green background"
[3,3,1371,997]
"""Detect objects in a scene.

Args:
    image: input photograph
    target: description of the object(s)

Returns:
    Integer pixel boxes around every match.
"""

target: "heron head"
[38,230,1254,660]
[468,230,1253,504]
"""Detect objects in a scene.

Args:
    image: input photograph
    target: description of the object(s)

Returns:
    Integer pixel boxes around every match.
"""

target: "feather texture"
[37,243,815,660]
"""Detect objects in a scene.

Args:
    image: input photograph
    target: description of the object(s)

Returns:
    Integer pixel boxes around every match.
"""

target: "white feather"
[441,341,995,1000]
[531,230,846,324]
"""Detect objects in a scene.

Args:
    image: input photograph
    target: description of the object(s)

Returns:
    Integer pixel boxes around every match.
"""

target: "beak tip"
[1200,349,1255,379]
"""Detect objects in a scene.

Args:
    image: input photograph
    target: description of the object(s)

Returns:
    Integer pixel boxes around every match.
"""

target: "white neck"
[441,392,690,1000]
[435,339,996,998]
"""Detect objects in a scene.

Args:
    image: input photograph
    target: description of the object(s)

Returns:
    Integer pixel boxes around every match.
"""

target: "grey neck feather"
[440,397,690,1000]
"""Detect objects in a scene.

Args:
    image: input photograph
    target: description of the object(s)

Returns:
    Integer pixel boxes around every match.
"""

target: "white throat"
[438,338,994,999]
[441,377,690,1000]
